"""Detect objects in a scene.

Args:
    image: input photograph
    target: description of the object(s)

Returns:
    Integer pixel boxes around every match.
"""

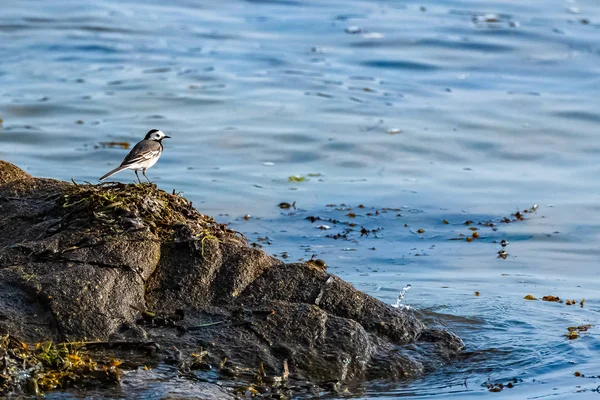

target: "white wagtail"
[99,129,171,184]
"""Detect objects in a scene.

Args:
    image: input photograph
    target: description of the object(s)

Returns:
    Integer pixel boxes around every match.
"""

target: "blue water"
[2,0,600,398]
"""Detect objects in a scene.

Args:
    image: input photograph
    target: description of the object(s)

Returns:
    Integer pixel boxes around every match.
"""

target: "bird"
[99,129,170,184]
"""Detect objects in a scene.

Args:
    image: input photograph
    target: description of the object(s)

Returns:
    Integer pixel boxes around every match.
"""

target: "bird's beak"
[164,135,171,139]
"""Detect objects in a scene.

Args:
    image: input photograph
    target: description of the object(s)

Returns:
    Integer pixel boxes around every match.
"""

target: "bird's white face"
[145,129,169,141]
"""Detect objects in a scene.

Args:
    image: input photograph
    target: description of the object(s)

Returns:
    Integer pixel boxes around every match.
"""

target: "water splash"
[392,284,412,309]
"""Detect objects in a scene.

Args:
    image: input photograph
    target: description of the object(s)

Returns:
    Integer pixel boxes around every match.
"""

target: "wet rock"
[0,161,463,395]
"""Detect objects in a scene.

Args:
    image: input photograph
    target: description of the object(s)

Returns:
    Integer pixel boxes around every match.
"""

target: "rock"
[0,161,463,396]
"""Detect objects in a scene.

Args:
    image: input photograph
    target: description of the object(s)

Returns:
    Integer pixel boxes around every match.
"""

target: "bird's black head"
[144,129,171,141]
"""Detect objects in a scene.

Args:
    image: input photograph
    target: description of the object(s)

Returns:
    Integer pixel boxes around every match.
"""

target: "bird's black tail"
[99,165,127,181]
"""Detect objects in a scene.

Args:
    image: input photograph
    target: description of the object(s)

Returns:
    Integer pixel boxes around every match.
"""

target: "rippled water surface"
[2,0,600,398]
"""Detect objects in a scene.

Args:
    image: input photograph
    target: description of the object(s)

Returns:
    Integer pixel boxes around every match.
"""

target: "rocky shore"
[0,160,463,397]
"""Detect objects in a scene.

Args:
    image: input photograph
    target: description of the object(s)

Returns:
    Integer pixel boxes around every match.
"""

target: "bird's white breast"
[128,149,162,170]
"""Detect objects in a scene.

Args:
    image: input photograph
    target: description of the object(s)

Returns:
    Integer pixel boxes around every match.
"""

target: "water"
[2,0,600,398]
[392,284,412,310]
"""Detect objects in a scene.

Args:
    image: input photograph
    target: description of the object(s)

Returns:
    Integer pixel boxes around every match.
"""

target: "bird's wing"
[120,140,161,166]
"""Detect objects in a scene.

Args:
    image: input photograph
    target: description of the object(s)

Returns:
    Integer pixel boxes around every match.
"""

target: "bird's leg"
[134,170,142,184]
[142,169,151,183]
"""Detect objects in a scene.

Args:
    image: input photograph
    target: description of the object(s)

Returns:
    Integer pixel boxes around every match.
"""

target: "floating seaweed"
[95,141,130,150]
[288,176,306,182]
[541,295,560,302]
[567,324,593,333]
[278,202,296,210]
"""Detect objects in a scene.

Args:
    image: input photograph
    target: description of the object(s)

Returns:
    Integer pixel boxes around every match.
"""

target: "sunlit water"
[2,0,600,398]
